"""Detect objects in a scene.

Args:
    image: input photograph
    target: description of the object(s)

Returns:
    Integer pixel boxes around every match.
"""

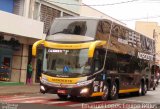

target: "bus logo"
[63,66,69,73]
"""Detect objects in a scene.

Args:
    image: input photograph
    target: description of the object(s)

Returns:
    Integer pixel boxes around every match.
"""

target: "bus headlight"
[40,85,46,91]
[80,88,89,94]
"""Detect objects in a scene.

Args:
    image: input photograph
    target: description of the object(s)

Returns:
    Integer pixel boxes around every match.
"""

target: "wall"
[135,21,157,39]
[46,0,81,14]
[10,35,38,83]
[135,21,160,64]
[0,10,45,39]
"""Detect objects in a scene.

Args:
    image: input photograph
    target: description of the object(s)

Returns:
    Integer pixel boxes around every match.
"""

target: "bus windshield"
[43,48,91,76]
[46,19,98,40]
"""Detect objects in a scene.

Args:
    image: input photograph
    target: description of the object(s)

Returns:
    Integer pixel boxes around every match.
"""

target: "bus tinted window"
[47,19,98,39]
[105,51,118,71]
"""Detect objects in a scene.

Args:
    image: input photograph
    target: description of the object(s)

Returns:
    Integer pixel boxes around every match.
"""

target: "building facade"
[135,21,160,65]
[0,0,81,83]
[80,3,126,26]
[0,0,126,84]
[33,0,81,34]
[0,0,44,83]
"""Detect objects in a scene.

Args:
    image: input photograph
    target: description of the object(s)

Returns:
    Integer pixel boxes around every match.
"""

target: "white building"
[0,0,81,83]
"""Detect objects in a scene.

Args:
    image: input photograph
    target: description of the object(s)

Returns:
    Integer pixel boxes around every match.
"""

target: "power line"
[121,15,160,21]
[41,0,140,6]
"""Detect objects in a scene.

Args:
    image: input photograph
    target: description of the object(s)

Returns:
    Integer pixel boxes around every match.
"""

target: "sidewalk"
[0,83,40,95]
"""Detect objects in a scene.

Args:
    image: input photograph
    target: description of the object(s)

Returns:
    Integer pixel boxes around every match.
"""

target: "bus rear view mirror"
[32,40,44,56]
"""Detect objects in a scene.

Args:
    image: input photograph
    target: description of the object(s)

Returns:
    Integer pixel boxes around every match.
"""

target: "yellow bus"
[32,17,155,100]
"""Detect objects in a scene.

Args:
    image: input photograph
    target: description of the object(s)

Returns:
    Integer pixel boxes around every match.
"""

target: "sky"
[82,0,160,29]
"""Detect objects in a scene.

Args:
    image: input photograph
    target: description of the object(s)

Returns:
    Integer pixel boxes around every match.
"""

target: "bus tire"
[109,83,118,100]
[139,82,147,96]
[101,83,109,101]
[57,94,68,100]
[153,86,156,90]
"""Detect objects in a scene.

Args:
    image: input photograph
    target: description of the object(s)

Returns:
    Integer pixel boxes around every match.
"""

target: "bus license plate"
[57,90,67,94]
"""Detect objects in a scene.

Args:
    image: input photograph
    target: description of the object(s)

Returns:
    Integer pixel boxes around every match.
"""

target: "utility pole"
[153,29,156,64]
[153,29,159,65]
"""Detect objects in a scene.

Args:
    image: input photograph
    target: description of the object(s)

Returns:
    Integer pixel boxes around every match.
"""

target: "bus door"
[92,49,106,93]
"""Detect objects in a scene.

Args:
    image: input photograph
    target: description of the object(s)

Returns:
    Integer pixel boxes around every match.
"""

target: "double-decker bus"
[32,17,155,100]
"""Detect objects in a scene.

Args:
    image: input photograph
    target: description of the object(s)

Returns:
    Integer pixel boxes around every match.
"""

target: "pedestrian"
[26,62,33,84]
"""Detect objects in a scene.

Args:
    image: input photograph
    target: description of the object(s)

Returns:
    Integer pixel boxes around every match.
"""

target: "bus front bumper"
[40,79,93,97]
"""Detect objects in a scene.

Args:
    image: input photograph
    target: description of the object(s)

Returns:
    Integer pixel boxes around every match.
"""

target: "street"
[0,85,160,109]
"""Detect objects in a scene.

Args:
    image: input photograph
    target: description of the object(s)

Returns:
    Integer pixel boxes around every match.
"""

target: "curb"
[0,84,40,96]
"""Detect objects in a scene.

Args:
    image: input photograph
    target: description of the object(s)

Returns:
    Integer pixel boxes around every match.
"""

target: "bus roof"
[55,16,153,40]
[56,16,105,20]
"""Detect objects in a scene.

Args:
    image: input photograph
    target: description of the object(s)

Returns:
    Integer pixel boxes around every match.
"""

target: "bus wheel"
[101,83,109,101]
[142,83,147,95]
[139,82,147,96]
[57,94,68,100]
[109,83,118,100]
[153,86,156,90]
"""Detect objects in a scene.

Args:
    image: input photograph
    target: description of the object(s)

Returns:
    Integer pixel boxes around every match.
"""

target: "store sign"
[137,52,153,61]
[0,38,21,51]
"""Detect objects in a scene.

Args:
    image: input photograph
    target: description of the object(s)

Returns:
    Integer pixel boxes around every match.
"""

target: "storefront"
[0,36,20,81]
[0,47,13,81]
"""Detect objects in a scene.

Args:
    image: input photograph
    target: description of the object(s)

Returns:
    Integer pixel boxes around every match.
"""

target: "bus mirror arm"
[88,41,106,58]
[32,40,44,56]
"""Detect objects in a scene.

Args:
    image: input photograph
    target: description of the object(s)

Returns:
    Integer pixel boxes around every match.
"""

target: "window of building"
[0,0,14,13]
[13,0,24,16]
[40,4,61,33]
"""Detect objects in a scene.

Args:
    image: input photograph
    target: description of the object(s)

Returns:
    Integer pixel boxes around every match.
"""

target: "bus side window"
[117,54,130,73]
[105,51,117,72]
[97,21,111,34]
[129,56,141,73]
[96,20,111,40]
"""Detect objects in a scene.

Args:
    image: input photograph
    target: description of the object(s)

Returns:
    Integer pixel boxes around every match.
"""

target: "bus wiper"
[51,31,63,35]
[51,29,72,35]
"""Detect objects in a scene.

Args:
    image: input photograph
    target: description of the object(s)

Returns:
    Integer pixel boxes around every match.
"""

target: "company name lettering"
[138,52,153,61]
[52,78,73,83]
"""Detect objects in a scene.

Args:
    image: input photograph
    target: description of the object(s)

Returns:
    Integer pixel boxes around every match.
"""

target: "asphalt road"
[0,85,160,109]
